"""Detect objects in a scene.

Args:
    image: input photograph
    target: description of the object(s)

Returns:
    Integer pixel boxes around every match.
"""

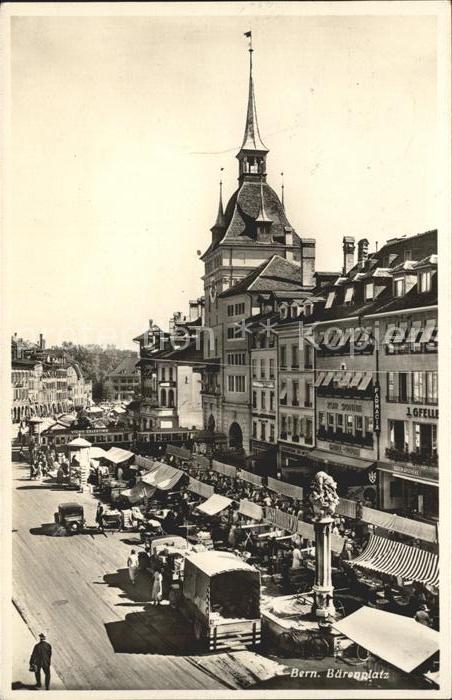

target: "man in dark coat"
[30,632,52,689]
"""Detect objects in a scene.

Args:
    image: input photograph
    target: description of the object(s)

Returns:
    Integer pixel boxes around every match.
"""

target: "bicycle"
[278,626,330,659]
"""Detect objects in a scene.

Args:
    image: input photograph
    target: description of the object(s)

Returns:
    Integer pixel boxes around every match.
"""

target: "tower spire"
[211,167,226,231]
[281,172,285,209]
[237,32,268,182]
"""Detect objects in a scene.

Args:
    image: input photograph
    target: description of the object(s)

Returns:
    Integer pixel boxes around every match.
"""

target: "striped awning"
[351,535,439,588]
[314,371,326,387]
[419,320,437,344]
[357,371,373,391]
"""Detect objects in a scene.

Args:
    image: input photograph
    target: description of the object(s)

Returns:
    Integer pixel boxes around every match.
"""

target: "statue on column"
[309,471,339,623]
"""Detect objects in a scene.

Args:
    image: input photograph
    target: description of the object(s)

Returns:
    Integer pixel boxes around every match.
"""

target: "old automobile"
[54,502,85,535]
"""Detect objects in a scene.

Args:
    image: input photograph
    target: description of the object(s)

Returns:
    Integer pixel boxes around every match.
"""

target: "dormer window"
[344,286,354,304]
[419,270,432,293]
[304,303,313,316]
[365,283,374,301]
[325,292,335,309]
[394,278,405,297]
[280,304,288,319]
[290,304,299,318]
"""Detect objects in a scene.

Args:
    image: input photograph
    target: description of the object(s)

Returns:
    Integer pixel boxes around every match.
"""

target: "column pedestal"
[312,515,335,620]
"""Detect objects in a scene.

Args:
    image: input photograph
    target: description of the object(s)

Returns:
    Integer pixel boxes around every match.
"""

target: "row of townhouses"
[11,334,92,421]
[131,50,438,525]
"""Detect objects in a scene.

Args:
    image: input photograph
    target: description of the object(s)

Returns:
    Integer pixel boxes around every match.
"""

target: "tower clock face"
[209,285,217,302]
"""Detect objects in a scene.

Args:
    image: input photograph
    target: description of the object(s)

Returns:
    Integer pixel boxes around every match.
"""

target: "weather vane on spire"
[244,31,253,72]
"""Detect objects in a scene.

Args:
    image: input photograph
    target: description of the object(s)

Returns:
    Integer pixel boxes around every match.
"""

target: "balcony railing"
[317,427,374,448]
[385,447,438,468]
[387,394,438,406]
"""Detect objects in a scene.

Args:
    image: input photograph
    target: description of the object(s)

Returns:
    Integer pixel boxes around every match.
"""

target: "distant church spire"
[281,172,285,209]
[237,32,268,182]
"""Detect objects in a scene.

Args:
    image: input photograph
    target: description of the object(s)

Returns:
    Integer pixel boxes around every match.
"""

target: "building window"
[426,371,438,405]
[387,371,397,401]
[292,380,299,406]
[160,388,166,406]
[319,412,326,428]
[413,422,437,459]
[305,418,313,444]
[304,382,313,408]
[354,415,363,434]
[419,270,432,293]
[394,278,404,297]
[291,344,299,369]
[269,424,275,442]
[336,413,344,434]
[412,371,425,403]
[305,345,313,369]
[169,367,173,382]
[252,359,257,378]
[227,326,235,339]
[344,286,354,304]
[270,391,275,412]
[261,391,266,411]
[168,389,175,407]
[260,422,266,441]
[269,358,275,378]
[227,304,234,317]
[280,415,287,438]
[345,414,353,435]
[293,416,299,440]
[280,345,287,369]
[327,412,335,429]
[235,302,245,315]
[280,380,287,405]
[252,421,257,438]
[325,291,335,309]
[404,250,412,262]
[365,283,374,301]
[161,367,166,381]
[389,419,408,452]
[260,358,266,379]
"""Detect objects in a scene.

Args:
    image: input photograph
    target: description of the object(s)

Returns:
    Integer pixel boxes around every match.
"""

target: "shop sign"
[327,401,362,413]
[382,462,439,483]
[368,469,377,484]
[373,382,381,433]
[406,406,439,420]
[328,443,360,458]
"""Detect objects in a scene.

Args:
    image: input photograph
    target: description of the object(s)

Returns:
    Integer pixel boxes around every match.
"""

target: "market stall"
[333,606,439,674]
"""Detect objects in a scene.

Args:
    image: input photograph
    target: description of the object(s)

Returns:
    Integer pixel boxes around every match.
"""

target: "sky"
[8,10,437,349]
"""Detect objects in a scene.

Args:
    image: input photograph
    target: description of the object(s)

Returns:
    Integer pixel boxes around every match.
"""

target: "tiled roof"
[219,255,304,298]
[202,179,300,258]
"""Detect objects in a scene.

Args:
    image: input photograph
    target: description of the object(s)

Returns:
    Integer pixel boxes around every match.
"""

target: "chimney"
[357,238,369,270]
[284,227,294,261]
[300,238,316,288]
[39,333,46,350]
[149,319,153,329]
[342,236,355,275]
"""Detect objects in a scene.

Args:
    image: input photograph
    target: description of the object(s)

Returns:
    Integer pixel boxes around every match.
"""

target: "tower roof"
[238,46,268,155]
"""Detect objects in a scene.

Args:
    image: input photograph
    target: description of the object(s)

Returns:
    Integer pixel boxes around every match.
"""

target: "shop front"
[377,461,438,522]
[299,447,378,504]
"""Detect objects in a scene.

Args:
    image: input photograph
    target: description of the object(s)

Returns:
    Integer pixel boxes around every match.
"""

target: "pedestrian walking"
[29,632,52,690]
[151,568,163,605]
[95,501,104,532]
[127,549,139,586]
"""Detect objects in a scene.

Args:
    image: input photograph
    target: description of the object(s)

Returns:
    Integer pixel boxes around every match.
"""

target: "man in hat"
[29,632,52,689]
[414,604,431,627]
